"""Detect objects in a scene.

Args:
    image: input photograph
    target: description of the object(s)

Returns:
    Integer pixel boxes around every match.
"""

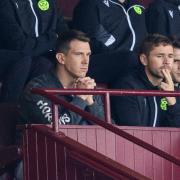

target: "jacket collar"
[137,67,159,90]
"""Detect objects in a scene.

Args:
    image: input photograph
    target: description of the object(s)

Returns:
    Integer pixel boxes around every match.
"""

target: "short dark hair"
[139,34,173,56]
[56,30,90,54]
[171,36,180,49]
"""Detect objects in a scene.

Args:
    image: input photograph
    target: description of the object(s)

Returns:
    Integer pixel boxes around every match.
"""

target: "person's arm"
[159,69,180,127]
[72,0,111,54]
[86,95,104,120]
[20,78,96,125]
[165,101,180,127]
[112,95,142,126]
[111,78,143,126]
[20,87,53,124]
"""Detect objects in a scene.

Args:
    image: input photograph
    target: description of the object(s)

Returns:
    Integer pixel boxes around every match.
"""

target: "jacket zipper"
[109,0,144,51]
[153,96,158,127]
[28,0,39,37]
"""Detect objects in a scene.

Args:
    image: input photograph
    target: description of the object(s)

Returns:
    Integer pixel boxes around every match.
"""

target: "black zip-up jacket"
[146,0,180,37]
[20,71,104,125]
[111,68,180,127]
[72,0,147,54]
[0,0,68,56]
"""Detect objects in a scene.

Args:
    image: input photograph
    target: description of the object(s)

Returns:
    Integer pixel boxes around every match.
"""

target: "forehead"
[150,44,173,54]
[174,48,180,61]
[69,39,90,52]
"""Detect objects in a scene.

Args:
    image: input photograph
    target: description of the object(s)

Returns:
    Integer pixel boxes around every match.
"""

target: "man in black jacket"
[0,0,68,102]
[20,30,104,125]
[146,0,180,38]
[111,34,180,127]
[0,0,67,56]
[72,0,147,54]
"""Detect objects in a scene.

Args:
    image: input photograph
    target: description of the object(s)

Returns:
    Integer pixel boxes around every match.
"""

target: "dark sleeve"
[62,96,90,125]
[86,95,104,120]
[112,95,142,126]
[166,100,180,127]
[20,87,89,125]
[20,88,53,124]
[72,0,111,54]
[111,79,142,126]
[20,83,102,125]
[145,4,168,36]
[65,96,104,124]
[0,0,57,56]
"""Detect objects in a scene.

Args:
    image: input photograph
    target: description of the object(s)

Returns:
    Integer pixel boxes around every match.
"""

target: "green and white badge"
[160,98,168,111]
[38,0,49,11]
[133,6,142,15]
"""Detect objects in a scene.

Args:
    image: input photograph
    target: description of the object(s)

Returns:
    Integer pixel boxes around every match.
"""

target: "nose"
[82,55,89,64]
[178,61,180,69]
[163,56,171,65]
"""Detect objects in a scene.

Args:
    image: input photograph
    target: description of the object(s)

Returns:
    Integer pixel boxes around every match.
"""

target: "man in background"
[146,0,180,38]
[0,0,68,102]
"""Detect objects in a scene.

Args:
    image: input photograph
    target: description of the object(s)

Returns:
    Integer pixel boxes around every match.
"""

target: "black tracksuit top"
[146,0,180,37]
[20,71,104,125]
[73,0,147,54]
[111,69,180,127]
[0,0,68,56]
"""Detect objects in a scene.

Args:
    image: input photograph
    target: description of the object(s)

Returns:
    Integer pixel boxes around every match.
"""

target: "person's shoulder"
[24,72,59,98]
[27,73,52,89]
[113,72,139,89]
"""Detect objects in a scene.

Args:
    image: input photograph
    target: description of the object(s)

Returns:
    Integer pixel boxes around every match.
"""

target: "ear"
[139,54,148,66]
[56,53,66,65]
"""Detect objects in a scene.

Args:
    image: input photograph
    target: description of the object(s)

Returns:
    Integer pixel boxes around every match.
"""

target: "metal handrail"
[32,88,180,166]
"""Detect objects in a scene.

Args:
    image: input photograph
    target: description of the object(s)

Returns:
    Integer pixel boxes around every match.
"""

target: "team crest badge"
[160,98,168,111]
[133,6,142,15]
[38,0,49,11]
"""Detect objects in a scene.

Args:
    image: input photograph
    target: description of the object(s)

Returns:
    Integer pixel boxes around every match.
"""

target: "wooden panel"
[67,128,77,141]
[153,131,163,180]
[162,132,172,180]
[171,131,180,180]
[36,133,47,180]
[24,126,180,180]
[96,129,106,155]
[77,128,87,145]
[58,126,180,180]
[59,128,67,135]
[134,130,144,174]
[142,130,153,179]
[57,144,68,180]
[46,137,58,180]
[105,130,116,160]
[124,130,134,169]
[86,128,96,150]
[27,129,38,180]
[23,130,29,180]
[115,134,125,164]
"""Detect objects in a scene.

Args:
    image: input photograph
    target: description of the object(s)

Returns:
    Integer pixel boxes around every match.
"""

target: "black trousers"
[0,50,53,102]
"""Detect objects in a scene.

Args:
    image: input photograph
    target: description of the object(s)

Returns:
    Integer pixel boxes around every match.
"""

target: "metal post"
[52,103,59,132]
[104,93,111,123]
